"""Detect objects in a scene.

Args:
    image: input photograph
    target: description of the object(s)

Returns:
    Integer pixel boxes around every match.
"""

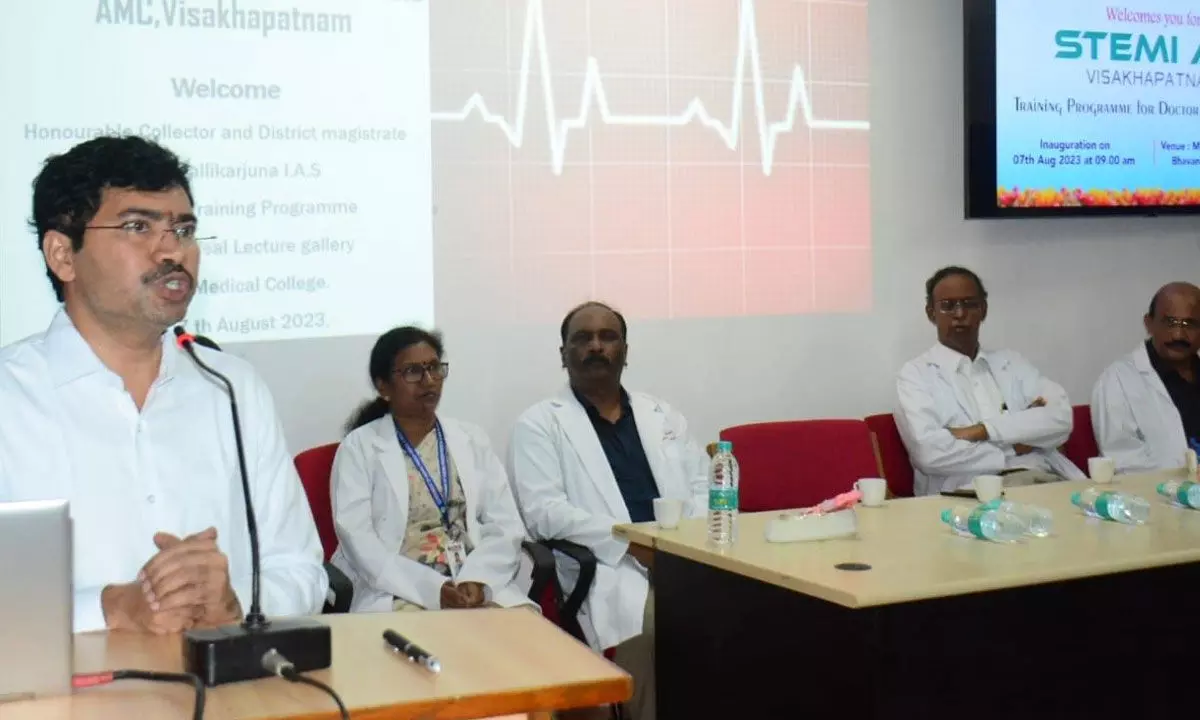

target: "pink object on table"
[797,489,862,516]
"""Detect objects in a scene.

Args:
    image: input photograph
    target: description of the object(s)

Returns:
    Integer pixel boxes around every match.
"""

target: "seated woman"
[331,326,533,611]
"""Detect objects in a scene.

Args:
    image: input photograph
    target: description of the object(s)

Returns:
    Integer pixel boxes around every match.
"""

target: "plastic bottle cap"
[1156,483,1167,494]
[1070,492,1082,505]
[717,440,733,453]
[940,509,952,523]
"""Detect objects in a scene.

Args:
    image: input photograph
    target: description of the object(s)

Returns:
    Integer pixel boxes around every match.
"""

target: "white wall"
[234,0,1199,455]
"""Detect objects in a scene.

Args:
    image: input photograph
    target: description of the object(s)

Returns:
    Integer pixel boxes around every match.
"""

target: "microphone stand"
[174,327,332,686]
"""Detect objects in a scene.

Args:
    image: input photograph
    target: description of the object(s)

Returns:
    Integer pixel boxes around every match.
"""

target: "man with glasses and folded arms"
[0,136,326,633]
[894,266,1084,495]
[1092,282,1200,474]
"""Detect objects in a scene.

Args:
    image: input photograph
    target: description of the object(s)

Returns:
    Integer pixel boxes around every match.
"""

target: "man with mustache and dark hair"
[895,266,1084,495]
[509,301,708,720]
[1092,282,1200,473]
[0,136,326,633]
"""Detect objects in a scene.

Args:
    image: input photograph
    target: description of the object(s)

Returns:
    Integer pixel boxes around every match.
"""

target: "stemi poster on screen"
[996,1,1200,208]
[0,0,433,345]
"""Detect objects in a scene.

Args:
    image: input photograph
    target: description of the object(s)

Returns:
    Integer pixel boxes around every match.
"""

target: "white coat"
[895,345,1084,495]
[1091,343,1193,474]
[508,387,709,650]
[330,415,533,612]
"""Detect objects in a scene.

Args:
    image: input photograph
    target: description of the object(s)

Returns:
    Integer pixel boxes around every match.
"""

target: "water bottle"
[1157,481,1200,509]
[940,505,1025,543]
[1071,488,1150,524]
[980,499,1053,537]
[707,440,739,544]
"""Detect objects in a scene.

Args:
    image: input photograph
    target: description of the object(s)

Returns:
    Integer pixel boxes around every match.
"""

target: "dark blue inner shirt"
[574,387,661,523]
[1145,340,1200,449]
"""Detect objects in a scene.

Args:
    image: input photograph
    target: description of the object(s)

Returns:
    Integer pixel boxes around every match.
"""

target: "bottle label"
[966,507,988,539]
[1093,492,1117,520]
[1178,482,1198,509]
[709,487,738,511]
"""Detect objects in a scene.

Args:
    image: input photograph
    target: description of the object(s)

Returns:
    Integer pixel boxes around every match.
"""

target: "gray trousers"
[612,587,655,720]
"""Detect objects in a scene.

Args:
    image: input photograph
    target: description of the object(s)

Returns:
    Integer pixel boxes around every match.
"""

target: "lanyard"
[395,419,452,530]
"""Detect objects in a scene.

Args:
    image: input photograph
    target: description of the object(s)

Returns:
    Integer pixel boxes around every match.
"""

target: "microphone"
[173,326,332,686]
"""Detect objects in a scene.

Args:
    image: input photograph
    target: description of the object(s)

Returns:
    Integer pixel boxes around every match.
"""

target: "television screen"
[964,0,1200,217]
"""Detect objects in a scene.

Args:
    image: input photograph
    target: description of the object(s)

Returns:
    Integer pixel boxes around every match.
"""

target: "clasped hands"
[439,580,494,609]
[948,397,1047,455]
[102,527,242,634]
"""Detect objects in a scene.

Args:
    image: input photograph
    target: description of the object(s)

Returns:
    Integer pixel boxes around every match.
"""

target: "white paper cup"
[972,474,1003,502]
[653,498,684,529]
[1089,457,1116,484]
[854,478,888,507]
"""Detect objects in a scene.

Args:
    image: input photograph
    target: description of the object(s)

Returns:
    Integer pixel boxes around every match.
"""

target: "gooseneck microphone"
[173,326,332,687]
[173,327,265,629]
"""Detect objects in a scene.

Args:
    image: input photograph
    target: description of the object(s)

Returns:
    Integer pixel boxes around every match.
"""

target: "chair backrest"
[294,443,340,562]
[1062,405,1099,473]
[719,420,880,512]
[864,413,915,498]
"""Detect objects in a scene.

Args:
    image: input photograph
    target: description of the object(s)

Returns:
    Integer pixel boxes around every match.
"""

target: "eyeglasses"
[86,219,214,245]
[393,362,450,384]
[1160,316,1200,331]
[932,298,984,314]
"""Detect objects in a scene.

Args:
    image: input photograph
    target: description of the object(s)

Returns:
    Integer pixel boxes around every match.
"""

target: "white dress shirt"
[928,344,1054,474]
[896,344,1080,494]
[0,311,327,632]
[927,345,1051,474]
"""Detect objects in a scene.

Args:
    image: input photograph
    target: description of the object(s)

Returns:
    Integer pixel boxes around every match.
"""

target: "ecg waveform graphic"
[429,0,871,324]
[430,0,869,175]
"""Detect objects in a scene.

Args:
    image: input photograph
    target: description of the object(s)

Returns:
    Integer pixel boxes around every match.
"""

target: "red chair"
[1061,405,1099,473]
[294,443,353,612]
[294,443,341,562]
[719,420,881,512]
[865,413,915,498]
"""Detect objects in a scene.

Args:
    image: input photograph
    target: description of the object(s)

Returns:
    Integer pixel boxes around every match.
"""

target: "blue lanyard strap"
[395,419,452,528]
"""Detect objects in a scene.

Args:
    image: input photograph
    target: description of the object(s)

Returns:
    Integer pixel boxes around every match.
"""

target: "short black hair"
[30,135,193,301]
[559,301,628,343]
[344,326,445,434]
[925,266,988,305]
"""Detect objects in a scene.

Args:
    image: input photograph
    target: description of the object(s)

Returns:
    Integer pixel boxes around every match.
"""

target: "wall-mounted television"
[964,0,1200,218]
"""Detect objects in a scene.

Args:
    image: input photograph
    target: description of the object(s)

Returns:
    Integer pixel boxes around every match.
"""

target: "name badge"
[445,539,466,581]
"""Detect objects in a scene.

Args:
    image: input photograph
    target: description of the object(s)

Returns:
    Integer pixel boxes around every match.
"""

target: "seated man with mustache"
[1092,282,1200,474]
[509,301,709,720]
[0,136,327,633]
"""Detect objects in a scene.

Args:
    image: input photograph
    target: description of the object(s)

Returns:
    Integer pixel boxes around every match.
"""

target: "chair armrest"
[323,561,353,614]
[540,539,597,642]
[521,540,557,603]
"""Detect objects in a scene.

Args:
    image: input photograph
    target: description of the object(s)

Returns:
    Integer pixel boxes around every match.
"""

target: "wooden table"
[0,610,630,720]
[617,470,1200,719]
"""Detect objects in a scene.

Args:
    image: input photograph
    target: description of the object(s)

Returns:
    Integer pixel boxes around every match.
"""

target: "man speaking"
[0,136,326,633]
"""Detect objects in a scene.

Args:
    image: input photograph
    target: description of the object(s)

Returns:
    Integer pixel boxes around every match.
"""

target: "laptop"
[0,500,72,702]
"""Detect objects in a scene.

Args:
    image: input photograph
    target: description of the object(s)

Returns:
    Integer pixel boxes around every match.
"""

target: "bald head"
[1145,282,1200,365]
[1148,282,1200,317]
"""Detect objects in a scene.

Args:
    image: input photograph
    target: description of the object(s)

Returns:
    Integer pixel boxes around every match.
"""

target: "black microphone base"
[182,617,332,687]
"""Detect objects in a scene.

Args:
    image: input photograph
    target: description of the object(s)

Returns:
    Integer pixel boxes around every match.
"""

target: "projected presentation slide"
[0,0,432,345]
[0,0,868,345]
[996,0,1200,208]
[430,0,870,325]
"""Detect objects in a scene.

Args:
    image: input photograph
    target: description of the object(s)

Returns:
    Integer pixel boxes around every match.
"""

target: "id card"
[445,539,466,581]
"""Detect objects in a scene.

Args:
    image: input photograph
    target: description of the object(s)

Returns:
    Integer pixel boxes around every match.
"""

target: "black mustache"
[582,355,611,366]
[142,262,192,285]
[1167,341,1192,349]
